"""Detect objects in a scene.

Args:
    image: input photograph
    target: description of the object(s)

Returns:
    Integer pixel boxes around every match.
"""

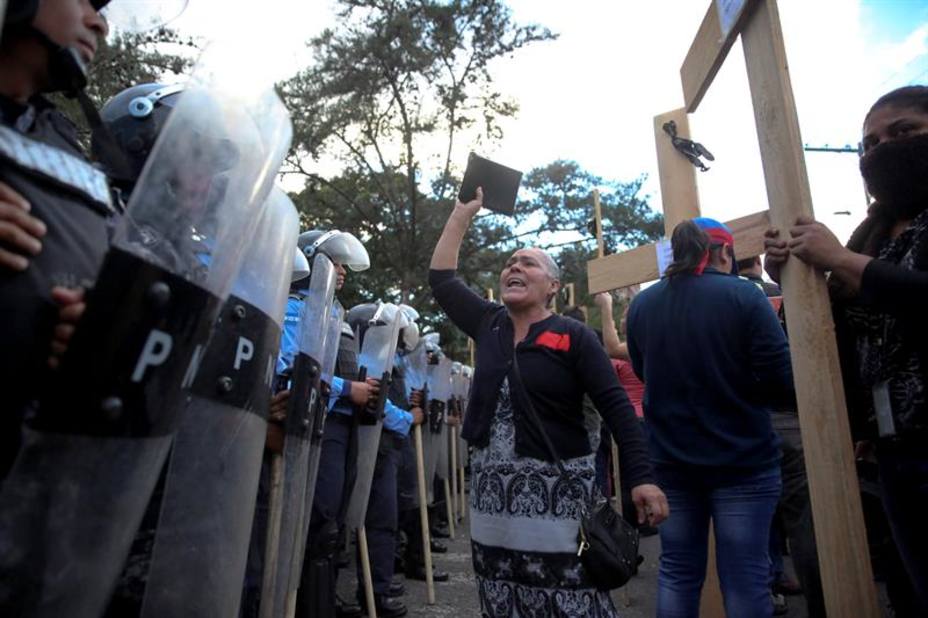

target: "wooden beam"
[741,1,880,616]
[593,190,605,258]
[586,209,769,293]
[680,0,759,112]
[654,108,701,233]
[727,210,769,260]
[587,243,659,295]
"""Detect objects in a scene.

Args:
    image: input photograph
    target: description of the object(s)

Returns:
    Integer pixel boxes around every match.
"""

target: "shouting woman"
[429,187,667,617]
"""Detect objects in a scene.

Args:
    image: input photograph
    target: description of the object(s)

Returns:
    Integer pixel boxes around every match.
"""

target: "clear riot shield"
[140,188,298,617]
[344,304,403,530]
[262,254,337,618]
[280,301,345,613]
[0,45,291,618]
[400,342,429,401]
[423,355,452,503]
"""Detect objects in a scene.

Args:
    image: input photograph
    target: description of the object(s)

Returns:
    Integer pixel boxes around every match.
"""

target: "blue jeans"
[656,465,782,618]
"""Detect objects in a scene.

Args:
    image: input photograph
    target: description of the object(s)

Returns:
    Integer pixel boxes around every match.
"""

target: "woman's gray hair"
[531,247,560,281]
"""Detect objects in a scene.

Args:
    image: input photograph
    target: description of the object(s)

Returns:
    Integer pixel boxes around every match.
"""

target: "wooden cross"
[585,1,879,616]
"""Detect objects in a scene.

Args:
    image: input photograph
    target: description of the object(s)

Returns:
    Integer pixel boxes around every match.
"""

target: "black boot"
[359,593,407,617]
[430,539,448,553]
[405,565,449,582]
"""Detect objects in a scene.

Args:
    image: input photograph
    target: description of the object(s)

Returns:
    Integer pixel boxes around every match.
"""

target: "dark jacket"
[627,268,794,471]
[429,269,654,489]
[0,96,114,475]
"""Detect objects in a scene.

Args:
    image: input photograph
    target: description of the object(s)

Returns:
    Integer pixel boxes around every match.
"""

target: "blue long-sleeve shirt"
[328,378,412,436]
[278,297,411,435]
[627,268,794,471]
[276,296,303,375]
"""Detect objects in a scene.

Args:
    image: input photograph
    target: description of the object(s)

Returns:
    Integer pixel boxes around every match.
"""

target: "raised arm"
[429,187,495,338]
[593,292,628,360]
[430,187,483,270]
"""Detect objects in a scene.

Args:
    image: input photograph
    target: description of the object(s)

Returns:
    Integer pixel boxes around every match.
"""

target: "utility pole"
[803,143,870,209]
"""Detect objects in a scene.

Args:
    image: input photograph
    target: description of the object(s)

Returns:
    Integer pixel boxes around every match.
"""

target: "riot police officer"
[290,229,376,618]
[346,303,425,618]
[0,0,111,477]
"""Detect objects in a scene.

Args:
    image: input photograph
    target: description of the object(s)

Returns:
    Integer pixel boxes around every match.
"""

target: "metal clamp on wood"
[662,120,714,171]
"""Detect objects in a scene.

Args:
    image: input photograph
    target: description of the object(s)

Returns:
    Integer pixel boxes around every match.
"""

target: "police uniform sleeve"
[275,297,303,375]
[383,398,413,436]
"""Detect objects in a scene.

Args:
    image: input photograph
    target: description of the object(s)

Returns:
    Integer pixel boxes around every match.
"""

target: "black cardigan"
[429,269,654,489]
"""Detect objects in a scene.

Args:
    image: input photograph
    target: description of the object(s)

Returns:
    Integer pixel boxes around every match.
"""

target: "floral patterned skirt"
[469,379,618,618]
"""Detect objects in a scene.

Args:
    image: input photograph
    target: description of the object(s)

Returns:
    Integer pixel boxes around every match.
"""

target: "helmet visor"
[399,304,420,323]
[291,246,310,283]
[318,232,370,272]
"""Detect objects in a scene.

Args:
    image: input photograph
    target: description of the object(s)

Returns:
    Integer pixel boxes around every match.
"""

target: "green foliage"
[516,160,663,252]
[282,0,555,358]
[281,1,667,358]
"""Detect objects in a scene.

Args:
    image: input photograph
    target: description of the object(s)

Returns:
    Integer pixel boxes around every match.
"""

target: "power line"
[803,144,860,154]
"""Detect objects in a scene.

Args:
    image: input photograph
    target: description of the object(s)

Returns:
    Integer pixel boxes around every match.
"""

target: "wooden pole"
[358,527,377,618]
[593,189,605,258]
[413,425,435,604]
[610,439,630,607]
[443,478,455,539]
[652,107,725,618]
[259,455,284,618]
[450,426,459,521]
[741,1,879,615]
[459,453,466,522]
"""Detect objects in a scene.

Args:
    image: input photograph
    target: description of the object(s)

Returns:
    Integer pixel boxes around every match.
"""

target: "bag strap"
[509,350,570,479]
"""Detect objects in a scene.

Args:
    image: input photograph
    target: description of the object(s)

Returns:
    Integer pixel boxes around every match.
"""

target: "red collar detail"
[535,331,571,352]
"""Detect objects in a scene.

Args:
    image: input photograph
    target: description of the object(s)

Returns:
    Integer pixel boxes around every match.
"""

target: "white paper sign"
[715,0,747,38]
[656,238,674,277]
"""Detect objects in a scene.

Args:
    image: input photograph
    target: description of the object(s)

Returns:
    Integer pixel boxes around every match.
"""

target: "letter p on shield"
[132,329,173,382]
[234,337,255,370]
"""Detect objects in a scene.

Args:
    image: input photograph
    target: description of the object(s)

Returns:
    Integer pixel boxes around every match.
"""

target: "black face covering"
[859,133,928,220]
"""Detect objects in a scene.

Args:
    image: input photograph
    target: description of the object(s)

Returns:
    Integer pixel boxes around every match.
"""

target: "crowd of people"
[2,2,927,618]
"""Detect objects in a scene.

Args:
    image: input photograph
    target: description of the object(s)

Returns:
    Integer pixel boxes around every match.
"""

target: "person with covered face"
[764,85,928,613]
[429,188,667,617]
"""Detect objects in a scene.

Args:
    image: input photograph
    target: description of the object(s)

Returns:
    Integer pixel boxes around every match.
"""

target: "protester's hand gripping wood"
[358,527,377,618]
[414,425,436,604]
[740,1,879,614]
[584,2,880,615]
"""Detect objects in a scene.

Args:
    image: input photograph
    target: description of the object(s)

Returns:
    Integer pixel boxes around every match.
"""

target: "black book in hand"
[458,152,522,216]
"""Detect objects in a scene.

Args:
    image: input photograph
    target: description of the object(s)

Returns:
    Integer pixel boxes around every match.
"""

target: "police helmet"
[298,230,370,272]
[398,304,420,352]
[291,247,310,283]
[347,301,401,347]
[93,83,184,187]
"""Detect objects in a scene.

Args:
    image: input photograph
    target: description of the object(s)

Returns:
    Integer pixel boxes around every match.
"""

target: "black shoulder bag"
[509,352,639,591]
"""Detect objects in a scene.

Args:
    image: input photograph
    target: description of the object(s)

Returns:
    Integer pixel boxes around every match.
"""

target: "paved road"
[342,509,826,617]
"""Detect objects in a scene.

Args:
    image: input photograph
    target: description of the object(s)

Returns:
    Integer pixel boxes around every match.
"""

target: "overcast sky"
[173,0,928,247]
